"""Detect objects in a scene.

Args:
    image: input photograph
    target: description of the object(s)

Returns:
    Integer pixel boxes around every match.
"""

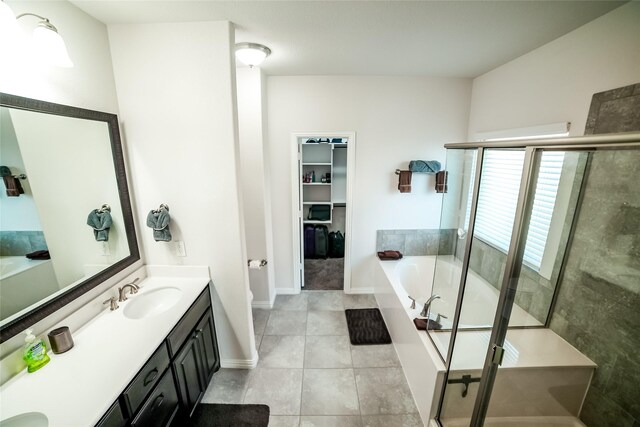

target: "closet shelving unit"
[300,141,348,225]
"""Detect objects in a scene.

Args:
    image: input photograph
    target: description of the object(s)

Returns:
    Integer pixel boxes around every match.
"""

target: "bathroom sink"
[0,412,48,427]
[123,287,182,319]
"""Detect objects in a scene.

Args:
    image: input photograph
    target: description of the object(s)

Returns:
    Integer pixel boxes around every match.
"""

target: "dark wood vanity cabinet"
[173,310,219,416]
[95,284,220,427]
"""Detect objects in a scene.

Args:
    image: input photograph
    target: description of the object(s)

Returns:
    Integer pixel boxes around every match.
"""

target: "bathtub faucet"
[420,294,441,317]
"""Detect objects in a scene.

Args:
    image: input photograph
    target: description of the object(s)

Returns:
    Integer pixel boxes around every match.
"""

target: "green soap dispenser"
[23,328,50,373]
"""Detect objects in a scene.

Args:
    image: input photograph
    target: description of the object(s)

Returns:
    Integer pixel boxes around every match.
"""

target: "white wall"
[108,21,256,366]
[267,76,472,292]
[236,68,276,308]
[468,1,640,138]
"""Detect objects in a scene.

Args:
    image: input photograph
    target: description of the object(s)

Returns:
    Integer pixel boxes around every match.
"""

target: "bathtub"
[375,256,595,427]
[0,256,59,322]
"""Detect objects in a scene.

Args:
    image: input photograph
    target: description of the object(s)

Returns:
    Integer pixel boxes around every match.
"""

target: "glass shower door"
[427,148,477,360]
[437,147,528,426]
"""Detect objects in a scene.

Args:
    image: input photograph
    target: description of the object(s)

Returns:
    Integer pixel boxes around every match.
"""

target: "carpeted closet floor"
[303,258,344,290]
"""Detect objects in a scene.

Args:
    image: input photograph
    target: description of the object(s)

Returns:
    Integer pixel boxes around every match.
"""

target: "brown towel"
[398,170,412,193]
[435,170,448,193]
[26,250,50,260]
[377,250,403,261]
[3,175,24,197]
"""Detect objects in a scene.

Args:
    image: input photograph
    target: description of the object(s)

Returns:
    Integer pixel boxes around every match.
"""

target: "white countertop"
[0,269,210,426]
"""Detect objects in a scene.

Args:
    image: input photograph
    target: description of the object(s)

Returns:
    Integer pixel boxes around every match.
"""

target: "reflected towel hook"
[98,204,111,213]
[16,174,27,180]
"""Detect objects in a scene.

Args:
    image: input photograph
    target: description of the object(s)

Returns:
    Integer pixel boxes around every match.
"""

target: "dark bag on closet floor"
[304,225,316,259]
[328,231,345,258]
[314,225,329,258]
[308,205,331,221]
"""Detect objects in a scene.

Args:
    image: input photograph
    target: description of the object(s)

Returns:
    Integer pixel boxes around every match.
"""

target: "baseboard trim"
[276,288,300,295]
[346,287,374,294]
[220,357,258,369]
[251,300,273,309]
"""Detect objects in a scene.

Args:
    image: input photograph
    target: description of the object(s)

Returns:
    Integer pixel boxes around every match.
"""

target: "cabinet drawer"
[95,401,126,427]
[123,342,170,416]
[166,286,211,357]
[130,369,179,427]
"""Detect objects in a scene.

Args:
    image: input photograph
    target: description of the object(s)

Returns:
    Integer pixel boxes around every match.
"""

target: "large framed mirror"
[0,93,139,342]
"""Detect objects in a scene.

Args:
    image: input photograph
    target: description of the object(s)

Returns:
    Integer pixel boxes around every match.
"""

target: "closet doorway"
[291,132,355,292]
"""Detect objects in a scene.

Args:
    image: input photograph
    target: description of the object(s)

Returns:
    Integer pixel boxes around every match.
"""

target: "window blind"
[464,150,565,271]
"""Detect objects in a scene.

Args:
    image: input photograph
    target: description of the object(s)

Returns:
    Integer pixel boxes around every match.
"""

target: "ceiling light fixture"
[235,42,271,68]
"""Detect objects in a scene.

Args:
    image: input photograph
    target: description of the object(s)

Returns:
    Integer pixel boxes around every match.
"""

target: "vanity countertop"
[0,268,210,426]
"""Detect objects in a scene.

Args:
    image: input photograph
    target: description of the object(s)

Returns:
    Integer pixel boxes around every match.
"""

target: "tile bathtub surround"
[376,229,456,256]
[204,291,420,426]
[0,230,47,256]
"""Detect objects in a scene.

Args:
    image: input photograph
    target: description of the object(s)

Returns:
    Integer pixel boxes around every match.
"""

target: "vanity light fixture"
[0,0,73,68]
[17,13,74,68]
[235,42,271,68]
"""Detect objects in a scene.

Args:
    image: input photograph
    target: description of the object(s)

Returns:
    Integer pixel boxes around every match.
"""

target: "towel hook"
[395,169,401,175]
[98,204,111,213]
[158,203,169,212]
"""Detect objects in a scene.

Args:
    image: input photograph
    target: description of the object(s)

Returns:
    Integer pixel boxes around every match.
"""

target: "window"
[464,123,569,271]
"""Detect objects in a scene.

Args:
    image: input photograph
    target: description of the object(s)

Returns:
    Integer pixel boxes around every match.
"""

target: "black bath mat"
[345,308,392,345]
[189,404,270,427]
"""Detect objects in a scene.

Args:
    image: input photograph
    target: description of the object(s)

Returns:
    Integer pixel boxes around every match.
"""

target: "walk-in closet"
[294,133,353,291]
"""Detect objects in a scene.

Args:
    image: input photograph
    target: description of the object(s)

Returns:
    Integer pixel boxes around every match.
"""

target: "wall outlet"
[101,241,110,256]
[175,240,186,257]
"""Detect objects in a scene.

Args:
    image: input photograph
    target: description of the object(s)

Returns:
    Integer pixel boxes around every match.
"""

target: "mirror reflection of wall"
[1,108,59,321]
[0,106,129,324]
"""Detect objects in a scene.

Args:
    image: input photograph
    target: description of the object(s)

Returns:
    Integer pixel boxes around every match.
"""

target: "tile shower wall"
[466,237,554,324]
[0,231,47,256]
[550,150,640,427]
[376,229,456,256]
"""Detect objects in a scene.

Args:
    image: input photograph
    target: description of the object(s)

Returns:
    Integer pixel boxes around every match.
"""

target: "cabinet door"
[195,310,220,382]
[130,369,179,427]
[95,401,126,427]
[173,336,206,416]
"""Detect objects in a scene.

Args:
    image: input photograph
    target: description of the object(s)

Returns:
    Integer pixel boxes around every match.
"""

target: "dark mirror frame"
[0,93,140,343]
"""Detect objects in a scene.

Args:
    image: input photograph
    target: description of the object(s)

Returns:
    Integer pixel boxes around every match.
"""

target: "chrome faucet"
[408,296,416,309]
[118,278,140,302]
[420,294,441,317]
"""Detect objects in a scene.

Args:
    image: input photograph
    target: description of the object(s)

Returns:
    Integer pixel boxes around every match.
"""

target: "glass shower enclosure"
[427,133,640,427]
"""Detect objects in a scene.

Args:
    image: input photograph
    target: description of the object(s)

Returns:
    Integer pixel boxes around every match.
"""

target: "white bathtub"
[375,256,595,427]
[0,256,59,322]
[392,255,542,329]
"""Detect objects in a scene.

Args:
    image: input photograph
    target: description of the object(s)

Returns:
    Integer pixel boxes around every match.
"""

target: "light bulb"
[32,22,73,68]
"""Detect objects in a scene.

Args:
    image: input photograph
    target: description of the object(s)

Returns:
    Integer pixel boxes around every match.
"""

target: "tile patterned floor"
[202,291,423,426]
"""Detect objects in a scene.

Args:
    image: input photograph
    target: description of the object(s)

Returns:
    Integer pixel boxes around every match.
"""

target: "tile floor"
[202,291,423,427]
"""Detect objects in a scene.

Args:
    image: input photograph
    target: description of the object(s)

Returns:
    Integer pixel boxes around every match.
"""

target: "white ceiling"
[71,0,626,78]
